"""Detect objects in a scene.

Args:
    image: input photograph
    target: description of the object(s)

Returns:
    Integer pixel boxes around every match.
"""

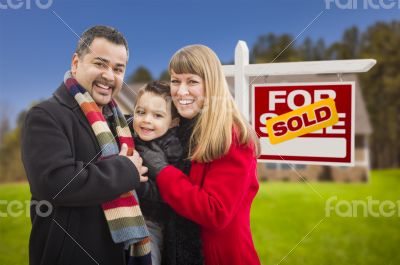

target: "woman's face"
[170,71,205,119]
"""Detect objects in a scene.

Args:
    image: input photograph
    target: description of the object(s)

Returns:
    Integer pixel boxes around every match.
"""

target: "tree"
[0,104,10,146]
[326,26,360,59]
[251,33,301,63]
[313,38,327,60]
[127,66,153,83]
[159,70,170,82]
[250,21,400,168]
[299,37,314,61]
[298,37,327,61]
[343,26,361,58]
[0,106,33,182]
[358,21,400,168]
[0,126,25,182]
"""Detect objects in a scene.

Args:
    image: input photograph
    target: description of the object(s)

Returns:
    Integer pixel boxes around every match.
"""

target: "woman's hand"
[136,142,169,179]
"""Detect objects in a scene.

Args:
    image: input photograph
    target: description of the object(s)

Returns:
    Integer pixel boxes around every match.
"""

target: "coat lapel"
[53,83,101,153]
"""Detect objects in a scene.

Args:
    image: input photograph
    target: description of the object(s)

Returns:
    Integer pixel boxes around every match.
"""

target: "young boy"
[132,81,181,265]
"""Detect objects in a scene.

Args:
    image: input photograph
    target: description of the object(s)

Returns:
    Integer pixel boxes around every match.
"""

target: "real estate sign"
[252,82,355,166]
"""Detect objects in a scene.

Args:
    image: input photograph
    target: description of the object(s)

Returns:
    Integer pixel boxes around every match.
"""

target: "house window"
[281,164,291,170]
[355,136,364,148]
[265,163,277,169]
[295,164,306,170]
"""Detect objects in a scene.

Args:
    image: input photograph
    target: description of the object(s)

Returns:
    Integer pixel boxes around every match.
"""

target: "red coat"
[156,138,261,265]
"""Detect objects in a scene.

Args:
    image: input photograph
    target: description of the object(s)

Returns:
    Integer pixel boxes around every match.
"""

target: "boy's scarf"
[64,71,151,265]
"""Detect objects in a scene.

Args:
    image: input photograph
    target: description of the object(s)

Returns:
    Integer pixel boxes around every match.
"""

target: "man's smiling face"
[71,37,127,108]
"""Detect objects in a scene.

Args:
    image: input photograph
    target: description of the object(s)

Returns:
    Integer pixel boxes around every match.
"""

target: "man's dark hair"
[75,25,129,59]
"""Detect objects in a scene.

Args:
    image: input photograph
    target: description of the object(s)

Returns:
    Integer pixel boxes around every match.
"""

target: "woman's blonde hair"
[169,44,260,163]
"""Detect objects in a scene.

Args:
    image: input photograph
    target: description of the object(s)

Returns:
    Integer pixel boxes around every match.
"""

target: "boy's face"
[133,92,174,141]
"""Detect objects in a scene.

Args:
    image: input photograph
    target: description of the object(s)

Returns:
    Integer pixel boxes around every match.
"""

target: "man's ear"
[71,53,79,75]
[170,117,180,128]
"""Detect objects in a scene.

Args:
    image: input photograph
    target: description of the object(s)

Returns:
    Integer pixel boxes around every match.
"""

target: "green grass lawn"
[1,169,400,265]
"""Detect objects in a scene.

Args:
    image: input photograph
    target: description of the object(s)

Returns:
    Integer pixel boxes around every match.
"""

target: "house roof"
[114,82,146,114]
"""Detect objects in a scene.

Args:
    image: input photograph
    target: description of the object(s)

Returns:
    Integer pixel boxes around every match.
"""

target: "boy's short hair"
[135,81,179,119]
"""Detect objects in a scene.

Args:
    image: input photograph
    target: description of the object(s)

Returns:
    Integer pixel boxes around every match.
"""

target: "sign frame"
[251,81,356,166]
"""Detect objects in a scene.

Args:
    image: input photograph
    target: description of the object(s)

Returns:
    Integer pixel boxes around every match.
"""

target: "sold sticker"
[266,98,339,144]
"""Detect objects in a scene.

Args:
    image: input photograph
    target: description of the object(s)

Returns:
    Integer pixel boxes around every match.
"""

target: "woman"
[139,44,261,265]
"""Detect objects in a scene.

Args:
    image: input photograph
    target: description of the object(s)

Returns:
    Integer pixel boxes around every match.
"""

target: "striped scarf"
[64,71,151,265]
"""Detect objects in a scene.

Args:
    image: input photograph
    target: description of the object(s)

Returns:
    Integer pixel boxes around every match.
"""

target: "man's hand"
[135,142,169,180]
[119,144,148,182]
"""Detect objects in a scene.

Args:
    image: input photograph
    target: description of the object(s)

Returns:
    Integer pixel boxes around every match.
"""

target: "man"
[21,26,148,265]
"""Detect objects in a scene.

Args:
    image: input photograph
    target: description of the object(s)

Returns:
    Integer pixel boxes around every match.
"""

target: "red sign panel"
[252,82,355,165]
